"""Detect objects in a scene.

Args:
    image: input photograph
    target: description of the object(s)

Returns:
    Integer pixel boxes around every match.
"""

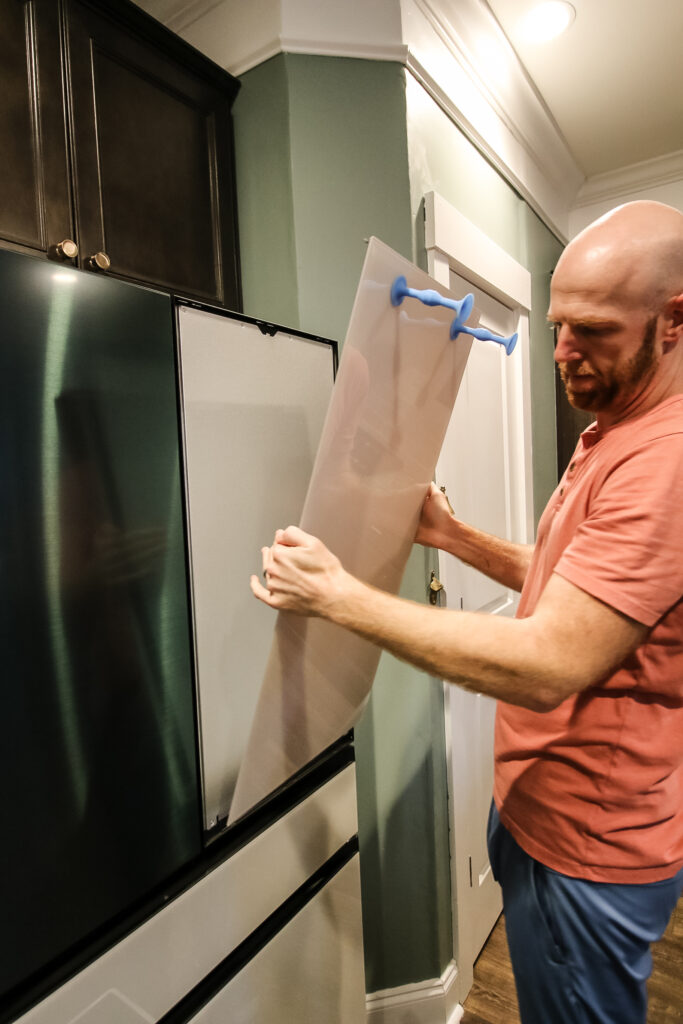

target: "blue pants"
[487,802,683,1024]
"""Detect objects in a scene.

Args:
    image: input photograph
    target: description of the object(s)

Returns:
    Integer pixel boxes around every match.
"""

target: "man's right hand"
[416,481,534,592]
[415,482,456,550]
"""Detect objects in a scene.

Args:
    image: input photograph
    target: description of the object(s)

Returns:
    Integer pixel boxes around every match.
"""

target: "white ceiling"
[485,0,683,178]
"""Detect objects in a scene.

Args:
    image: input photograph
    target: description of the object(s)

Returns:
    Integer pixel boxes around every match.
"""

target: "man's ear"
[661,293,683,350]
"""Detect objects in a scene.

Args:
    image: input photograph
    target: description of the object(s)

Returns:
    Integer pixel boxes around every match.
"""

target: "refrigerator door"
[176,306,335,829]
[0,250,200,998]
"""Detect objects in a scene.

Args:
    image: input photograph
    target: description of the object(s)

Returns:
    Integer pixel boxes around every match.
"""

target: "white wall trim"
[572,148,683,210]
[424,192,532,311]
[426,192,533,1001]
[424,189,534,546]
[366,959,464,1024]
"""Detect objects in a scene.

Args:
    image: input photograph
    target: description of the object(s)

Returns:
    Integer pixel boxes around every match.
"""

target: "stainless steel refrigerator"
[1,248,365,1024]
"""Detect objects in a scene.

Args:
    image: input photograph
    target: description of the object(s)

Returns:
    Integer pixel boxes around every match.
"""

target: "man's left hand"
[250,526,346,616]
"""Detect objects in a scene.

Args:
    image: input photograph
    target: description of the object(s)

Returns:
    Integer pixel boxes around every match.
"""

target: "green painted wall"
[233,55,414,341]
[233,55,449,992]
[355,547,454,989]
[231,57,299,327]
[232,53,564,996]
[285,55,413,342]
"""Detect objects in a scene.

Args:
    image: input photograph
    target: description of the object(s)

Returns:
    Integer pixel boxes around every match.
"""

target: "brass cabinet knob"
[87,251,111,272]
[55,239,79,260]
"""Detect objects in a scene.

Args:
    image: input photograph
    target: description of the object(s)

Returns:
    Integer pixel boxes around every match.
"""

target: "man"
[251,201,683,1023]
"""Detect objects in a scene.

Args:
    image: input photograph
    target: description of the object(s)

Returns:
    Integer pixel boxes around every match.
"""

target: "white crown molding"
[366,959,463,1024]
[143,0,408,76]
[224,40,409,78]
[168,0,218,34]
[136,0,585,237]
[223,40,283,78]
[407,0,558,169]
[134,0,221,34]
[401,0,583,240]
[277,38,409,63]
[572,148,683,209]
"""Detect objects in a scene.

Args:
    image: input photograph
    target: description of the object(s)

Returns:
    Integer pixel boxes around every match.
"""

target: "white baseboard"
[366,960,463,1024]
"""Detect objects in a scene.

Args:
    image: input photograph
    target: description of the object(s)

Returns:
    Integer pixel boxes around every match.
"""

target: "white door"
[436,275,520,996]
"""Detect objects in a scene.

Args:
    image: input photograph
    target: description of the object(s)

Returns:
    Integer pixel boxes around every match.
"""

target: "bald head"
[550,201,683,423]
[557,201,683,314]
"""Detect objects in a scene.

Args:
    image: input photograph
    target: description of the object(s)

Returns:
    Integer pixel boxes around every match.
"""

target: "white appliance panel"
[177,307,335,827]
[188,856,366,1024]
[15,766,357,1024]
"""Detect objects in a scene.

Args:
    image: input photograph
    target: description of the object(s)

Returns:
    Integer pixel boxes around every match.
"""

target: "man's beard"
[559,317,658,412]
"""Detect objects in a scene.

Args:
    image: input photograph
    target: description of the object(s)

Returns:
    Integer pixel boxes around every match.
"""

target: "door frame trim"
[424,191,533,1002]
[425,190,534,547]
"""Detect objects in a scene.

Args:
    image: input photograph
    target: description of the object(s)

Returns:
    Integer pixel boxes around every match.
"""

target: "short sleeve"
[554,433,683,625]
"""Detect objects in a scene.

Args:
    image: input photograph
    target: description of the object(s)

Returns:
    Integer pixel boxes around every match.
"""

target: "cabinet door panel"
[0,0,71,253]
[66,0,240,307]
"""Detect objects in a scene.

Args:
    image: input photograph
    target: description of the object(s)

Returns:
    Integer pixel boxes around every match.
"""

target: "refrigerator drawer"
[15,765,358,1024]
[187,854,366,1024]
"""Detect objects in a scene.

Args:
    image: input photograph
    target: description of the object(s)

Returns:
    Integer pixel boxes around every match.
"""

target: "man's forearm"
[438,519,534,592]
[325,573,554,711]
[254,527,648,712]
[415,484,533,590]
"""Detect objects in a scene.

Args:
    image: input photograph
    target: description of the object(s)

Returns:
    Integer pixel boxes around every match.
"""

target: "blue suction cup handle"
[390,276,515,354]
[390,275,409,307]
[450,320,518,356]
[504,333,518,355]
[390,276,474,322]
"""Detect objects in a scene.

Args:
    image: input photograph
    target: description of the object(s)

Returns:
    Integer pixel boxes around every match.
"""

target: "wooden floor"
[461,894,683,1024]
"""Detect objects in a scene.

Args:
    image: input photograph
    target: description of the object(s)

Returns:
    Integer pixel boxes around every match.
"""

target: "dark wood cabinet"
[0,0,72,256]
[0,0,241,309]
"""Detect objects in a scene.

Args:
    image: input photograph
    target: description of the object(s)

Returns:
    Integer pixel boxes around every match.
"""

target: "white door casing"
[425,191,533,1003]
[437,283,515,993]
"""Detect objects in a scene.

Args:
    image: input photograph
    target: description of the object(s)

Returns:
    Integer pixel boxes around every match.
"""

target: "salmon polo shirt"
[494,394,683,884]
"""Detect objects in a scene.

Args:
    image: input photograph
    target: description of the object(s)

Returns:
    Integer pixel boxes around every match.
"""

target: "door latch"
[439,484,455,515]
[428,571,444,605]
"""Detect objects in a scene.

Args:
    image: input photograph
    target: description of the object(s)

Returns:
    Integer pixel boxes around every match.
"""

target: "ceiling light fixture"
[520,1,576,43]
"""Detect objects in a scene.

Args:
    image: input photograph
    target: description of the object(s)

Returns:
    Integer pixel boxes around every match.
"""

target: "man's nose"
[554,324,583,364]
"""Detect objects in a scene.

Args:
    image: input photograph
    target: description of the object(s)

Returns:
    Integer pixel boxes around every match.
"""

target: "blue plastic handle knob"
[390,275,517,355]
[391,275,474,322]
[449,317,518,355]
